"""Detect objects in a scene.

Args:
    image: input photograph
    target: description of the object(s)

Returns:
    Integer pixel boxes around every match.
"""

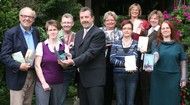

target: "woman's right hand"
[42,82,51,91]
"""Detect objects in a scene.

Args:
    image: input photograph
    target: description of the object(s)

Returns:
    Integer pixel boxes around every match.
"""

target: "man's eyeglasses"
[61,22,73,24]
[20,15,34,19]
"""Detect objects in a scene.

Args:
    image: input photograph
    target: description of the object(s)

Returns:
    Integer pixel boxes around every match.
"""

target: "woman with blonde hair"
[139,10,164,105]
[128,3,149,40]
[100,10,123,105]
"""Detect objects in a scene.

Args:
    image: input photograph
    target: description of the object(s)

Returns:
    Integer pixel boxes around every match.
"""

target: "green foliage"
[67,82,77,97]
[38,0,83,32]
[36,26,47,41]
[0,1,19,104]
[0,0,19,43]
[10,0,82,32]
[117,15,130,28]
[0,73,9,105]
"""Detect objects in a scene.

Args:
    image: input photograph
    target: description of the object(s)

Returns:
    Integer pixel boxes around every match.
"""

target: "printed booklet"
[143,54,154,71]
[25,49,36,66]
[124,55,137,71]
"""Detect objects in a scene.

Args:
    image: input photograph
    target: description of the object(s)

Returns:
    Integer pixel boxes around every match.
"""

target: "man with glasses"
[0,7,40,105]
[58,13,76,105]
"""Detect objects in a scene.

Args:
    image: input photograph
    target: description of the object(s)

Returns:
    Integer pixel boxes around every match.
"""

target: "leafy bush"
[0,1,19,104]
[163,4,190,105]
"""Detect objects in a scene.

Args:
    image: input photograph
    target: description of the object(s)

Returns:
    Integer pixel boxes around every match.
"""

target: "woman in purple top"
[35,19,69,105]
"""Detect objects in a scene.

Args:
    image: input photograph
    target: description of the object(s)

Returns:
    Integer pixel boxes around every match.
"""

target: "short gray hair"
[61,13,74,21]
[19,7,36,18]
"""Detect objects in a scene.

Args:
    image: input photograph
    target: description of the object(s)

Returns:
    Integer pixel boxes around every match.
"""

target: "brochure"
[12,51,25,63]
[25,49,36,66]
[138,36,149,52]
[133,19,142,34]
[143,54,154,71]
[124,55,137,71]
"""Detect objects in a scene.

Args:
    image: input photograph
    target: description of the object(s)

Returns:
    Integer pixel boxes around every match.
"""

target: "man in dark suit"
[61,7,106,105]
[0,7,40,105]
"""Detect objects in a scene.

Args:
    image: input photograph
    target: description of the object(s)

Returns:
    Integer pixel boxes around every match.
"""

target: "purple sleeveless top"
[41,42,64,84]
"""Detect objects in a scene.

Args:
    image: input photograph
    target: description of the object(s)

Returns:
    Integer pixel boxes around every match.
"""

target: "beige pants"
[10,71,35,105]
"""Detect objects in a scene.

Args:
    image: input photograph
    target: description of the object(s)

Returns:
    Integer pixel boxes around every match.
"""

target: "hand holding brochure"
[138,36,149,52]
[54,47,67,60]
[25,49,36,66]
[143,54,154,71]
[133,19,142,34]
[124,55,137,72]
[12,51,25,63]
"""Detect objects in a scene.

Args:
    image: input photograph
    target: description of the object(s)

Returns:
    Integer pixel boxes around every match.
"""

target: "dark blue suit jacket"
[71,25,106,88]
[0,24,40,90]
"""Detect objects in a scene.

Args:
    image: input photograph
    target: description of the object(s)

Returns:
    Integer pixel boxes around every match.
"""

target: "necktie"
[83,29,87,39]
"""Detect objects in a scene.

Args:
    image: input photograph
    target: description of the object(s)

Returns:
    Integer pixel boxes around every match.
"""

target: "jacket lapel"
[32,29,39,48]
[79,25,95,46]
[16,26,28,49]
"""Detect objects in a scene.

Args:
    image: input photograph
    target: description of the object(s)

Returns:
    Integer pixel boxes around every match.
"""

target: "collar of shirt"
[20,24,35,50]
[58,29,75,43]
[100,26,118,32]
[44,39,63,52]
[44,39,69,53]
[148,25,160,36]
[154,25,160,31]
[20,24,33,34]
[44,39,63,46]
[84,23,94,32]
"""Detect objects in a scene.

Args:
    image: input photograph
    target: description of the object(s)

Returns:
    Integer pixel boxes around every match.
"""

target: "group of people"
[0,3,188,105]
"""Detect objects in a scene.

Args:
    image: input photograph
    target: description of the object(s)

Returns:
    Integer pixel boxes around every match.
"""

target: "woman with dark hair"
[110,20,139,105]
[150,20,187,105]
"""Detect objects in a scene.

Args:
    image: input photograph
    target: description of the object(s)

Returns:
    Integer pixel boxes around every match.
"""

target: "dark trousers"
[140,71,151,105]
[135,71,151,105]
[78,80,104,105]
[104,46,114,105]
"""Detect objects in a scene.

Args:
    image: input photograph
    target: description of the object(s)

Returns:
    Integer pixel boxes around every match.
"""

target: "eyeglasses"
[61,22,73,24]
[122,28,132,30]
[105,19,115,22]
[20,15,34,19]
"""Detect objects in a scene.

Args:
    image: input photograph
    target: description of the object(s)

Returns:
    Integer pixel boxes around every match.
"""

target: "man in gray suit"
[61,7,106,105]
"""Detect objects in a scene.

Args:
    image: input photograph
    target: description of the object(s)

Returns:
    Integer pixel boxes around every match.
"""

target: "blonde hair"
[148,10,164,25]
[103,11,118,21]
[128,3,142,17]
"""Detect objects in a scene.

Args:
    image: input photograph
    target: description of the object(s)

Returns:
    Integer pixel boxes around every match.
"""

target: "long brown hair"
[156,20,182,46]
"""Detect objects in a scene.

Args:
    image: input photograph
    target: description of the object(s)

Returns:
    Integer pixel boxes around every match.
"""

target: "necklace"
[122,38,133,48]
